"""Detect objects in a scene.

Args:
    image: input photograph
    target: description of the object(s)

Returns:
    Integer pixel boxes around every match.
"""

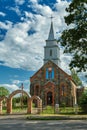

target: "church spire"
[48,16,55,40]
[44,16,60,66]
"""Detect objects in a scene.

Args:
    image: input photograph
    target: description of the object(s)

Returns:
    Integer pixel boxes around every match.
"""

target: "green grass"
[42,106,55,114]
[2,106,28,114]
[41,106,82,115]
[2,105,83,115]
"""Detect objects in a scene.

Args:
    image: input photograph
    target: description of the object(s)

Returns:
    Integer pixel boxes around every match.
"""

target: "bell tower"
[44,18,60,66]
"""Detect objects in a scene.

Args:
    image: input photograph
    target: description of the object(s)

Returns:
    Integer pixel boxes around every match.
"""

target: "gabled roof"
[30,60,72,82]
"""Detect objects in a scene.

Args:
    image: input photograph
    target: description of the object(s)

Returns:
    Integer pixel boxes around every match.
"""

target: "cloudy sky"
[0,0,86,93]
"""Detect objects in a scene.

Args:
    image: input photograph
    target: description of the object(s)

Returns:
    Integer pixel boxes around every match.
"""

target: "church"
[30,20,77,107]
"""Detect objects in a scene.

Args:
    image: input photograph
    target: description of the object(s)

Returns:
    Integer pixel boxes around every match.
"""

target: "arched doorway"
[47,92,53,105]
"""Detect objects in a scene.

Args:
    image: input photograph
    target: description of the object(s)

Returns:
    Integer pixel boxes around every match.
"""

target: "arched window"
[61,85,67,96]
[46,68,54,79]
[62,85,64,96]
[50,49,52,56]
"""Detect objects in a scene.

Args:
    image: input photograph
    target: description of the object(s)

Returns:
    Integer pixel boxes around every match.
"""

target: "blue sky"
[0,0,86,93]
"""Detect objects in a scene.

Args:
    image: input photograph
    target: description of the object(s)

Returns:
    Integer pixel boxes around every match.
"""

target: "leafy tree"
[12,98,16,108]
[23,95,27,105]
[0,87,10,97]
[12,95,27,108]
[79,90,87,113]
[60,0,87,72]
[71,69,82,86]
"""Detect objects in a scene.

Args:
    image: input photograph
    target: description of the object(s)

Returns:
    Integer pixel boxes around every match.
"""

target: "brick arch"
[7,89,31,114]
[0,96,8,101]
[9,89,31,99]
[31,95,42,114]
[60,82,67,96]
[31,95,41,101]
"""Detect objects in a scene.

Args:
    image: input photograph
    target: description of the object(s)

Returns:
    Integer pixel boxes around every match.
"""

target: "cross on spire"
[48,15,54,40]
[50,15,54,22]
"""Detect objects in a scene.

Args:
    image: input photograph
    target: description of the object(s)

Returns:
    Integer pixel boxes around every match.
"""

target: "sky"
[0,0,87,93]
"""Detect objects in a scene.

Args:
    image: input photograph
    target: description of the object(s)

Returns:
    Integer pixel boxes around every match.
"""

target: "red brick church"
[30,20,77,107]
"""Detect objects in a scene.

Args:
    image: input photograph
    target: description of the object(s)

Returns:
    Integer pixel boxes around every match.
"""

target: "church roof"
[48,21,55,40]
[30,60,72,82]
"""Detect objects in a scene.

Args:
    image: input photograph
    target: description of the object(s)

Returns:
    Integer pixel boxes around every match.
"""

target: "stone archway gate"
[7,89,31,114]
[31,96,42,114]
[0,89,42,114]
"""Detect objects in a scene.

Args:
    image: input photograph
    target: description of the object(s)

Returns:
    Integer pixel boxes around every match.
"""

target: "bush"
[60,102,66,108]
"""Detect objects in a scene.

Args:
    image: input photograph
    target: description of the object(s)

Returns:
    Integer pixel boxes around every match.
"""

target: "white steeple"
[48,21,54,40]
[44,20,60,66]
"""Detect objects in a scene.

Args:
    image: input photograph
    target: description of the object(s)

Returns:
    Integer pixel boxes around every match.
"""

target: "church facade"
[30,21,77,107]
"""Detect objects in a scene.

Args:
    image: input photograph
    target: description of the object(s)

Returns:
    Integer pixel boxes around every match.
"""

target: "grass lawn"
[2,105,83,115]
[41,106,82,115]
[2,106,27,114]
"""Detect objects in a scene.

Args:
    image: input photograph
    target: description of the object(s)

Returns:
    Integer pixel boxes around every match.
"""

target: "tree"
[60,0,87,72]
[71,69,82,86]
[79,90,87,113]
[0,87,10,97]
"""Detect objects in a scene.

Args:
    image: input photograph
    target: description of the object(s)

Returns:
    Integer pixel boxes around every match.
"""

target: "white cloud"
[0,1,71,71]
[9,6,21,16]
[0,78,30,92]
[0,12,6,17]
[28,1,52,16]
[12,80,21,84]
[79,72,87,87]
[29,0,38,3]
[0,0,79,74]
[0,0,86,87]
[0,21,13,30]
[54,0,70,16]
[0,84,19,93]
[12,79,29,85]
[15,0,25,5]
[60,52,71,73]
[32,4,52,16]
[0,83,30,93]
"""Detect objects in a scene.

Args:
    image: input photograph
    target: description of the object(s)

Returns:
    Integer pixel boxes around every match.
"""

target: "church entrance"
[47,92,53,105]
